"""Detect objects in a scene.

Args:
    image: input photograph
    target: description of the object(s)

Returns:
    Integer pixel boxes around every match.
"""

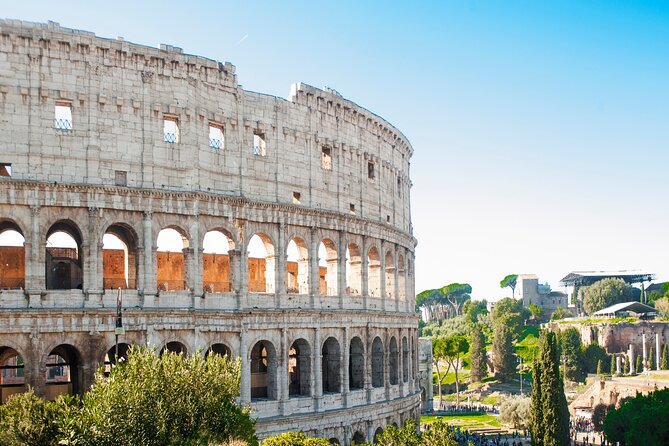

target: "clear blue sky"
[4,1,668,300]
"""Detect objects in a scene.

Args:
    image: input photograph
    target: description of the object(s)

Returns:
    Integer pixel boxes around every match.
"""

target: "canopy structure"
[560,270,655,287]
[592,301,656,317]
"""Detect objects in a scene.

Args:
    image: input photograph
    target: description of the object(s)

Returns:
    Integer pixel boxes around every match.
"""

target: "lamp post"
[115,288,125,364]
[518,355,524,395]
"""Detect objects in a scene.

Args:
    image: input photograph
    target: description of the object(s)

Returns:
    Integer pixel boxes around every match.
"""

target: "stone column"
[190,216,202,297]
[279,327,288,415]
[309,228,319,306]
[26,205,44,307]
[337,231,346,309]
[616,354,621,376]
[239,325,250,403]
[379,240,387,310]
[343,327,350,407]
[365,323,372,403]
[643,333,648,371]
[276,223,286,304]
[228,249,242,307]
[383,330,390,401]
[656,333,661,371]
[142,212,156,305]
[629,344,635,375]
[313,326,322,411]
[393,246,400,312]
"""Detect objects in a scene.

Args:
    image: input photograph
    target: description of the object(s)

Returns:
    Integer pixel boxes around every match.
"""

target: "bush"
[0,389,66,446]
[262,432,332,445]
[499,395,531,429]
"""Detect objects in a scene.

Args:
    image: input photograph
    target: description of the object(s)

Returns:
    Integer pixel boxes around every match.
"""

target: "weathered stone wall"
[550,321,669,355]
[0,20,419,445]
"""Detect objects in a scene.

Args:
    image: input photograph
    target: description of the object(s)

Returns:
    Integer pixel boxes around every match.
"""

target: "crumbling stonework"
[0,20,419,444]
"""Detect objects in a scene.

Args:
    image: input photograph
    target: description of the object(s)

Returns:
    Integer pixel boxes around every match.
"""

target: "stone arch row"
[0,213,415,305]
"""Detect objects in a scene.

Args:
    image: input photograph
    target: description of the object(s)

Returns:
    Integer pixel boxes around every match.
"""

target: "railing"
[210,138,222,149]
[54,119,72,131]
[164,132,177,143]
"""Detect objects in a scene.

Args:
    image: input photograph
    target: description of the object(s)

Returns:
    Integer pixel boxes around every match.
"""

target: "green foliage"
[655,297,669,315]
[635,355,642,374]
[500,274,518,297]
[610,355,616,376]
[0,389,67,446]
[649,344,655,370]
[527,303,543,321]
[420,316,470,338]
[262,432,331,446]
[592,403,614,432]
[491,297,529,338]
[498,395,531,429]
[550,307,571,321]
[469,327,487,382]
[463,299,488,326]
[530,331,570,446]
[371,419,421,446]
[492,324,515,381]
[582,278,634,315]
[662,344,669,370]
[419,419,459,446]
[604,388,669,445]
[558,328,586,382]
[582,343,609,375]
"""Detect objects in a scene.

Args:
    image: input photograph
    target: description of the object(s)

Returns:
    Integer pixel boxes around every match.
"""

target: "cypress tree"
[624,356,630,375]
[530,354,544,446]
[492,324,515,381]
[662,344,669,370]
[635,355,642,374]
[649,344,655,370]
[469,326,487,382]
[539,331,570,446]
[610,355,616,376]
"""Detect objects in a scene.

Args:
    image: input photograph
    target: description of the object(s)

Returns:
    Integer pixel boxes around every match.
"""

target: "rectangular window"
[368,162,375,181]
[397,177,401,196]
[209,124,224,149]
[321,147,332,170]
[164,117,179,143]
[349,203,356,214]
[292,192,301,204]
[54,102,72,131]
[114,170,127,186]
[0,163,11,177]
[253,132,266,156]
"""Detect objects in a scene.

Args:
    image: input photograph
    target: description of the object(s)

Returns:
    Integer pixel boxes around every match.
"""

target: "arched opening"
[319,239,338,296]
[288,338,311,397]
[286,238,309,294]
[371,337,384,388]
[367,246,381,297]
[45,344,81,399]
[374,427,384,443]
[156,227,188,291]
[0,222,25,289]
[251,340,277,400]
[103,224,138,289]
[389,337,399,385]
[402,337,409,383]
[103,343,131,375]
[385,251,395,299]
[328,438,340,445]
[46,221,83,290]
[352,432,366,445]
[411,336,417,380]
[206,343,231,357]
[397,254,406,300]
[322,337,341,393]
[349,337,364,390]
[345,243,361,296]
[202,230,233,293]
[0,346,26,403]
[160,341,187,356]
[247,233,275,293]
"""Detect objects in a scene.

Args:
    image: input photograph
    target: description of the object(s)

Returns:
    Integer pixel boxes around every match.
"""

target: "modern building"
[0,20,419,444]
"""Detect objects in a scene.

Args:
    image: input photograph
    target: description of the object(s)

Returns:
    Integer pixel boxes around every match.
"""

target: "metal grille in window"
[55,118,72,131]
[253,144,261,156]
[210,138,222,149]
[164,132,176,143]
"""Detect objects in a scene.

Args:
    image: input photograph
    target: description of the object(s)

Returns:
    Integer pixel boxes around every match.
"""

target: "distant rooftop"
[593,301,656,316]
[560,270,655,287]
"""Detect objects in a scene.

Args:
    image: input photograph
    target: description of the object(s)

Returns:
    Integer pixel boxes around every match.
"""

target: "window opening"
[209,124,224,149]
[368,162,375,180]
[0,163,10,177]
[54,103,73,131]
[253,132,266,156]
[164,116,179,143]
[292,192,301,204]
[321,147,332,170]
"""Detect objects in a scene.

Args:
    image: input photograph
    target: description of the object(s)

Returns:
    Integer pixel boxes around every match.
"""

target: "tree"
[550,307,571,321]
[262,432,332,446]
[604,388,669,445]
[492,324,515,381]
[440,283,472,318]
[582,278,634,315]
[582,343,609,375]
[592,403,614,432]
[649,343,655,370]
[491,297,529,338]
[610,355,616,376]
[500,274,518,298]
[432,337,452,407]
[528,303,543,321]
[442,335,469,405]
[463,299,488,327]
[499,395,531,429]
[655,297,669,315]
[370,419,421,446]
[624,355,630,375]
[635,355,642,374]
[530,331,570,446]
[469,327,488,382]
[420,419,459,446]
[0,389,67,446]
[662,344,669,370]
[558,328,585,382]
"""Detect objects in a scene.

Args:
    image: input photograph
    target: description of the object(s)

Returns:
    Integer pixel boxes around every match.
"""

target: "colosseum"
[0,20,419,444]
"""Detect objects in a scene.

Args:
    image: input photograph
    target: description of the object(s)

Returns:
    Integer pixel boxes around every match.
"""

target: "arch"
[374,427,384,443]
[328,438,340,445]
[0,346,26,403]
[0,221,25,289]
[46,220,83,290]
[103,343,131,375]
[160,341,187,356]
[322,337,341,393]
[251,340,277,400]
[349,336,364,390]
[397,253,406,300]
[103,223,138,289]
[288,338,311,397]
[352,431,366,445]
[402,336,409,383]
[385,250,395,299]
[45,344,82,399]
[367,246,381,297]
[202,230,233,293]
[345,243,362,296]
[206,343,231,357]
[319,239,338,296]
[389,337,399,385]
[156,227,188,291]
[247,233,275,293]
[371,336,384,388]
[286,237,309,294]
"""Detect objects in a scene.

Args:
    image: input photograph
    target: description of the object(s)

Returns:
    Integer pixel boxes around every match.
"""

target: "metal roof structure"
[560,270,655,287]
[592,301,657,316]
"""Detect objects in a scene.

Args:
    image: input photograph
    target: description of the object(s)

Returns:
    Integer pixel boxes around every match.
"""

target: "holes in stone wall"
[321,146,332,170]
[163,116,179,143]
[0,163,11,177]
[253,131,266,156]
[54,102,72,131]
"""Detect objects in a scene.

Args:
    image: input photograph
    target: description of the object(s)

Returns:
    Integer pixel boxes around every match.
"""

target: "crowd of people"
[448,426,527,446]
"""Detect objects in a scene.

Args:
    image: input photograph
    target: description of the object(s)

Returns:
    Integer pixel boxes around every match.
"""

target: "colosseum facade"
[0,20,419,444]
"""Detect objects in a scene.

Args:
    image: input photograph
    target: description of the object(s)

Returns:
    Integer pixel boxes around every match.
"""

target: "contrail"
[235,34,248,46]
